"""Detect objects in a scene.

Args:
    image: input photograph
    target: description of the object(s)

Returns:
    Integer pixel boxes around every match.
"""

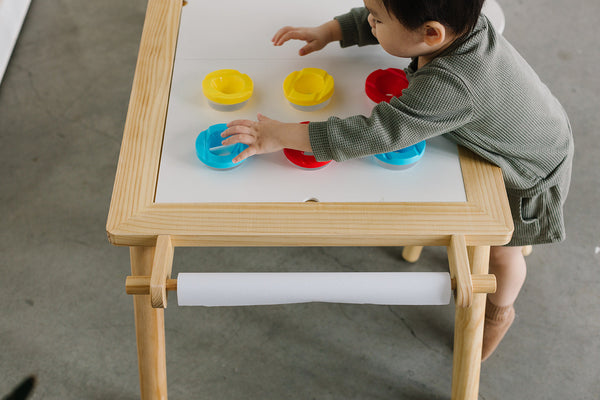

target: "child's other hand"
[221,114,311,163]
[272,20,342,56]
[272,26,328,56]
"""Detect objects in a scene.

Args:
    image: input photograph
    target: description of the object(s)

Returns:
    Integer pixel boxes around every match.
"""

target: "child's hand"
[272,20,342,56]
[221,114,311,163]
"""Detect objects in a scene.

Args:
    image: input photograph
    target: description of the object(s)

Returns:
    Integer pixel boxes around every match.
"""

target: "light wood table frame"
[107,1,514,399]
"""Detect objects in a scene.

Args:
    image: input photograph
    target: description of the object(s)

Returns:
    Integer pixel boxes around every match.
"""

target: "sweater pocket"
[520,195,542,225]
[508,185,565,246]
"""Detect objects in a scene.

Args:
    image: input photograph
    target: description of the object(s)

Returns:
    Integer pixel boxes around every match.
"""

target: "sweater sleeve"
[334,7,379,48]
[309,67,474,162]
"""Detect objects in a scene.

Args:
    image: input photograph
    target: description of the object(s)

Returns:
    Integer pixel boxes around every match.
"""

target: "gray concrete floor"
[1,0,598,399]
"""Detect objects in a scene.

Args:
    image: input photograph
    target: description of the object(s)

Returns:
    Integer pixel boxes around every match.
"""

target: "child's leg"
[488,245,527,306]
[482,245,527,361]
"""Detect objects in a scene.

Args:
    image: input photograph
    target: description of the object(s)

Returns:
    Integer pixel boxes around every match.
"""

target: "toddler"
[222,0,573,360]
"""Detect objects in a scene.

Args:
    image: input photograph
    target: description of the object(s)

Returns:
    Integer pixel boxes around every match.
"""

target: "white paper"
[177,272,452,307]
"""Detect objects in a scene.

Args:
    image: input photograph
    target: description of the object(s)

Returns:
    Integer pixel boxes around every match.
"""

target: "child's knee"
[489,246,525,268]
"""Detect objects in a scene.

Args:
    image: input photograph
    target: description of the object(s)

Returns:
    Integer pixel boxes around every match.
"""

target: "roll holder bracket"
[149,235,174,308]
[126,234,494,309]
[447,235,474,308]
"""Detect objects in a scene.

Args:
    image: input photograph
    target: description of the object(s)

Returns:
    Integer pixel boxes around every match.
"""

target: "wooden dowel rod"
[127,276,177,295]
[125,274,495,295]
[402,246,423,263]
[454,275,496,294]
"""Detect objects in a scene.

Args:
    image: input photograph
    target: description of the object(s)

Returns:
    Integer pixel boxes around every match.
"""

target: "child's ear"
[421,21,446,47]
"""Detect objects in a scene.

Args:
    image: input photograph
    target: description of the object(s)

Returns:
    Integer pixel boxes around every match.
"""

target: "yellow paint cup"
[202,69,253,111]
[283,68,334,111]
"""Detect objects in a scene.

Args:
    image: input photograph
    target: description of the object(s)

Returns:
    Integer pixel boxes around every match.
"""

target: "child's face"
[364,0,426,58]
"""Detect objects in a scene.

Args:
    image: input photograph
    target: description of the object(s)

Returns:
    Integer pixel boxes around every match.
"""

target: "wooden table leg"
[130,246,168,400]
[402,246,423,262]
[451,246,489,400]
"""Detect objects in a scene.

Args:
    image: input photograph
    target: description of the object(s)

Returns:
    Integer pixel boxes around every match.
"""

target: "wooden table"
[107,1,513,399]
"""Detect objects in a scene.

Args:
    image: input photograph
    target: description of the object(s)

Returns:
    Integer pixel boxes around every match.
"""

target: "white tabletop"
[155,0,467,203]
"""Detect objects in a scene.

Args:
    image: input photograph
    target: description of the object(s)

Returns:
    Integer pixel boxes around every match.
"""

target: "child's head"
[364,0,484,60]
[380,0,485,35]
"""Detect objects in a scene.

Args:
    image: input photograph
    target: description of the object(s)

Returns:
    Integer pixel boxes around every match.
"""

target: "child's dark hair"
[381,0,485,35]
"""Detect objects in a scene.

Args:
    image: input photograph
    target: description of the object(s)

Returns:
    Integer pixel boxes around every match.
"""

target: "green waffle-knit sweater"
[308,8,574,246]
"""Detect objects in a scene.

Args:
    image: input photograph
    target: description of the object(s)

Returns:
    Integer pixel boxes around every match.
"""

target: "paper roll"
[177,272,452,306]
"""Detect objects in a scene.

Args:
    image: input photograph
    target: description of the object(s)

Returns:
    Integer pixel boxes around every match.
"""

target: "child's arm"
[272,20,342,56]
[223,69,473,164]
[272,8,377,56]
[221,114,311,163]
[309,71,475,162]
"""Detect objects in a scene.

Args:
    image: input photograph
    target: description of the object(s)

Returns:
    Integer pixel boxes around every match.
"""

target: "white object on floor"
[0,0,32,84]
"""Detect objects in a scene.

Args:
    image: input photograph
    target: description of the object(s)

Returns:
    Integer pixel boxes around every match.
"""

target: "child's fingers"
[221,132,255,146]
[299,42,319,56]
[274,29,311,46]
[271,26,289,42]
[226,119,254,129]
[272,26,294,44]
[256,113,271,121]
[232,146,257,164]
[221,124,253,139]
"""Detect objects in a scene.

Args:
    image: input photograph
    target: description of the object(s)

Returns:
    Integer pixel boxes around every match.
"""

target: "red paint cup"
[283,121,332,170]
[365,68,408,103]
